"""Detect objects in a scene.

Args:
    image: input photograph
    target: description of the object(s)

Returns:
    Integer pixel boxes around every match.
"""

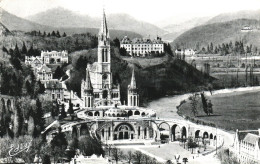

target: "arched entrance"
[80,124,89,136]
[195,130,200,138]
[114,123,135,140]
[210,133,213,139]
[128,110,133,116]
[171,124,181,141]
[103,90,108,99]
[159,122,170,142]
[88,112,93,117]
[94,111,100,116]
[7,99,11,112]
[203,132,209,139]
[72,126,78,138]
[134,110,140,115]
[181,126,187,139]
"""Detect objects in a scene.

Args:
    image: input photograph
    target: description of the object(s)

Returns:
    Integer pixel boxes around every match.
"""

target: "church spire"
[85,69,93,91]
[99,8,109,40]
[130,69,136,89]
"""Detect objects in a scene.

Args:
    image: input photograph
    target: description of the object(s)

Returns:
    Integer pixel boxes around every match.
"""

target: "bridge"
[58,116,222,147]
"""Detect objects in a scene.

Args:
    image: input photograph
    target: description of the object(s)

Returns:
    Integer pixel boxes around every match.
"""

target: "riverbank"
[177,86,260,131]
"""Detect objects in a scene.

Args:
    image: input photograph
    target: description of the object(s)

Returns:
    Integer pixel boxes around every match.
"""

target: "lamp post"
[215,126,217,155]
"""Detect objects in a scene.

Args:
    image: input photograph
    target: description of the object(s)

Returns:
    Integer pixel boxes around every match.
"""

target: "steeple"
[130,69,136,90]
[128,69,139,107]
[85,69,93,91]
[99,8,109,40]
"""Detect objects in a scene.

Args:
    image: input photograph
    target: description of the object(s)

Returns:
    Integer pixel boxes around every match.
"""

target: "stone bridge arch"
[0,95,15,115]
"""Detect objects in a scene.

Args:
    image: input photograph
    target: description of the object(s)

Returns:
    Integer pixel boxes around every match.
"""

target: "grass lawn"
[122,55,169,68]
[178,91,260,131]
[140,143,193,161]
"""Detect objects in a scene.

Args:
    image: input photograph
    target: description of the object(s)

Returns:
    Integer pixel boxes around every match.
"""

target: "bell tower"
[128,69,139,107]
[81,69,94,108]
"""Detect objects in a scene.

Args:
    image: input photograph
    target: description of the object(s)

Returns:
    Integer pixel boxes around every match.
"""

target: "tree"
[113,38,120,48]
[201,93,209,115]
[78,135,103,156]
[43,31,46,37]
[133,151,143,164]
[42,154,51,164]
[13,104,23,137]
[187,137,197,154]
[190,93,198,117]
[51,31,56,37]
[50,127,68,162]
[56,30,61,38]
[27,115,35,136]
[14,43,21,59]
[207,100,213,115]
[60,104,66,119]
[68,100,74,115]
[53,66,64,79]
[35,98,45,134]
[119,47,128,56]
[126,151,133,164]
[62,32,67,37]
[21,41,27,54]
[111,147,123,164]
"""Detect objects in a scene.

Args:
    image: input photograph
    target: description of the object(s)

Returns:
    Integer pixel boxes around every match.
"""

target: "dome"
[105,107,127,117]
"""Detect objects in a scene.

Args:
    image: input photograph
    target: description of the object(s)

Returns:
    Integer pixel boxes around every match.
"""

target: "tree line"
[197,41,258,55]
[27,30,67,38]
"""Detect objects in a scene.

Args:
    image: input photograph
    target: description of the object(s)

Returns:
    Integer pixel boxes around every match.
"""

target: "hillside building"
[232,129,260,164]
[241,26,253,32]
[45,80,64,101]
[41,50,68,64]
[36,64,53,82]
[25,50,68,66]
[120,36,164,57]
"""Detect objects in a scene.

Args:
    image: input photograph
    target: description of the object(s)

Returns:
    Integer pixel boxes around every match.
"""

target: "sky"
[1,0,260,25]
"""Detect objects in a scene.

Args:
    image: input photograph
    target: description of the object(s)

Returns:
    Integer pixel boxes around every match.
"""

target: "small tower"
[128,69,139,107]
[81,69,94,108]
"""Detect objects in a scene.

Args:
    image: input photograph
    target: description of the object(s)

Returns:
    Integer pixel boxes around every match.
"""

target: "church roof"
[243,133,260,145]
[84,69,93,91]
[129,69,137,90]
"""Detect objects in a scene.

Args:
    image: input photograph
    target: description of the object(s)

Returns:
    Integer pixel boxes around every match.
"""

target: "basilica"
[77,10,158,143]
[81,10,138,109]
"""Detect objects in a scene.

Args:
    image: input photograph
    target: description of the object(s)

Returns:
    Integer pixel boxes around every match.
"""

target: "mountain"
[0,7,53,32]
[171,19,260,50]
[26,7,166,38]
[25,7,98,28]
[0,22,12,36]
[0,8,141,39]
[207,9,260,24]
[161,17,211,42]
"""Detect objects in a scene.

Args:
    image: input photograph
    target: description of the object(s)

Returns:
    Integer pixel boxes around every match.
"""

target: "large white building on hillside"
[120,36,164,57]
[25,50,68,65]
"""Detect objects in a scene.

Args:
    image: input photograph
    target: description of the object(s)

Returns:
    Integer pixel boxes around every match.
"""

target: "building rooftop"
[121,36,163,44]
